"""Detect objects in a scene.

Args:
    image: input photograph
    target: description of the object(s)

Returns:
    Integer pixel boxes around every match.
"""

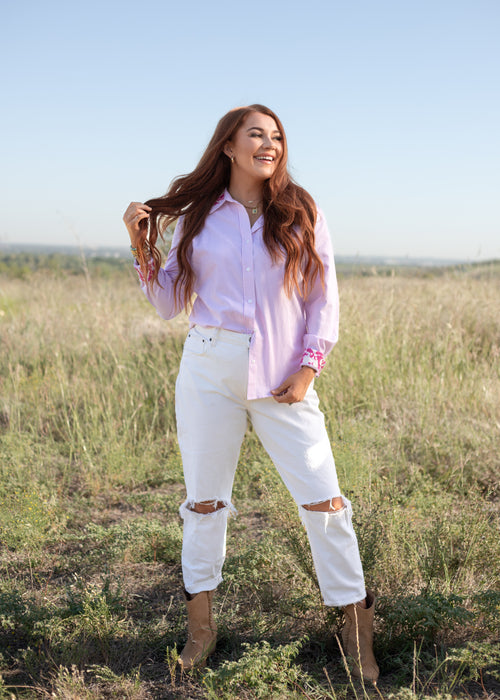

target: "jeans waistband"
[190,325,253,347]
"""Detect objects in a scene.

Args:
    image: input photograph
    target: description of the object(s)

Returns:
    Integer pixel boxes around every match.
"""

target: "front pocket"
[183,328,213,355]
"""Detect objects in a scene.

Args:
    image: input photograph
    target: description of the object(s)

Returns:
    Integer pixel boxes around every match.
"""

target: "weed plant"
[0,261,499,698]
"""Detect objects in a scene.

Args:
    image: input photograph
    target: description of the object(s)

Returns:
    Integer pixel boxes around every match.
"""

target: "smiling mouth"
[254,156,275,163]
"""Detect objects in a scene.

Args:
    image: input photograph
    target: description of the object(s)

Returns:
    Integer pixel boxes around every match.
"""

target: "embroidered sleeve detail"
[301,347,326,375]
[135,259,155,283]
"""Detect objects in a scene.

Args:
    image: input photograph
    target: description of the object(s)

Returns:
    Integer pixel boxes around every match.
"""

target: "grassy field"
[0,257,499,699]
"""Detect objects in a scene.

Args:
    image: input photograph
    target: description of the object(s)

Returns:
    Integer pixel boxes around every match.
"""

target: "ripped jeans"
[175,326,366,607]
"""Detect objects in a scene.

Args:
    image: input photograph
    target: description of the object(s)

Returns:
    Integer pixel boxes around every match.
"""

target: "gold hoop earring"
[230,155,234,164]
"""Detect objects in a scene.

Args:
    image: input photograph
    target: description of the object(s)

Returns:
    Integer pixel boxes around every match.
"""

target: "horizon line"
[0,242,498,267]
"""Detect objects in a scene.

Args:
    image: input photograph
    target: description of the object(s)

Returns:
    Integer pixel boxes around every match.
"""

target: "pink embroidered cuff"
[134,259,155,284]
[301,347,326,376]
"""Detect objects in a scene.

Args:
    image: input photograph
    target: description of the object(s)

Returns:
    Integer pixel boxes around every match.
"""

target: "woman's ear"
[223,142,233,159]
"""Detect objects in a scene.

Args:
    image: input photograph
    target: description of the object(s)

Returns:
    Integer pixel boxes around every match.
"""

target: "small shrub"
[50,665,94,700]
[378,591,475,649]
[85,518,182,563]
[203,639,309,699]
[34,577,130,666]
[446,640,500,684]
[0,488,64,551]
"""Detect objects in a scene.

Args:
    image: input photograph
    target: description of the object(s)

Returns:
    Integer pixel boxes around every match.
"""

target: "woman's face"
[225,112,284,185]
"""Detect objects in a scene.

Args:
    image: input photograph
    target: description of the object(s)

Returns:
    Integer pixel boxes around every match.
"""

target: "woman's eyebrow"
[246,126,282,135]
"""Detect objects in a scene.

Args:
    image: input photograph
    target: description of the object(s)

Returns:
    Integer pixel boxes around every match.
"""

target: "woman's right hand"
[122,202,152,246]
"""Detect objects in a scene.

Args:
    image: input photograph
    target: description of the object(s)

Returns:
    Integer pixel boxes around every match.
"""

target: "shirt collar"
[209,190,264,230]
[209,189,232,214]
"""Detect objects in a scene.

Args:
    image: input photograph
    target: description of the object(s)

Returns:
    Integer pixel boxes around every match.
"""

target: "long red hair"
[137,104,325,307]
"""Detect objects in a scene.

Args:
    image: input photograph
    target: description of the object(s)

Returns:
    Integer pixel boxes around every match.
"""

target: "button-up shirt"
[136,189,339,399]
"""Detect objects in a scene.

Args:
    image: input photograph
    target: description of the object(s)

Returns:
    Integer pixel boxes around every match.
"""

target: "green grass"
[0,259,499,698]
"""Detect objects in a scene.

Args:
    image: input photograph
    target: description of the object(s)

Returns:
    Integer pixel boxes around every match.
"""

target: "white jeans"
[175,326,366,607]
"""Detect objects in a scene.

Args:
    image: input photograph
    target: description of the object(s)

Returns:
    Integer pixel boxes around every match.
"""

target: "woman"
[123,105,379,681]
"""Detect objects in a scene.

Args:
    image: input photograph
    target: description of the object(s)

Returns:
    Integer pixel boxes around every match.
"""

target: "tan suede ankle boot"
[341,589,379,682]
[178,589,217,671]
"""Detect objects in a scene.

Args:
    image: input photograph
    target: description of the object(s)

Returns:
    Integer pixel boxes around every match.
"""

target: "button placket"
[239,209,256,327]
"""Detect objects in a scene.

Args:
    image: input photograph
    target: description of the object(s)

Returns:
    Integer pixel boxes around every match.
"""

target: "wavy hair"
[137,104,325,308]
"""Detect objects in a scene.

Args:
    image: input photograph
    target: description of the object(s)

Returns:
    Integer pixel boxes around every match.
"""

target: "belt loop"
[211,327,220,347]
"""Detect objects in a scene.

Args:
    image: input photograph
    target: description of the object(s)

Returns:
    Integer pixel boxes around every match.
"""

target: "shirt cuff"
[134,258,155,283]
[301,347,326,376]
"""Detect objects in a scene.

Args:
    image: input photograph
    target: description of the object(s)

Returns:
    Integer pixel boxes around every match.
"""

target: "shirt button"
[247,299,253,304]
[246,267,250,272]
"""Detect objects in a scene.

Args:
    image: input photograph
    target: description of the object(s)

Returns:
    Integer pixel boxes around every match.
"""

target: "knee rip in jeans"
[188,500,229,515]
[302,496,345,513]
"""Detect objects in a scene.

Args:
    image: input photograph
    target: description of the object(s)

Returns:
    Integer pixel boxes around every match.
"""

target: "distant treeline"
[0,252,130,279]
[335,259,500,279]
[0,251,499,280]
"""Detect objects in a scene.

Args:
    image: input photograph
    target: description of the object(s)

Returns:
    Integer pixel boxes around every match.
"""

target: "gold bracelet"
[130,244,150,260]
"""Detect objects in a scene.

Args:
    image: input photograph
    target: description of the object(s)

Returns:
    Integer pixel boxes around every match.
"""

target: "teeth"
[256,156,273,162]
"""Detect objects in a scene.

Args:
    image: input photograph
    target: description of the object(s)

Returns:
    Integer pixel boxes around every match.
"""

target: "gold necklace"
[242,200,262,215]
[229,190,263,215]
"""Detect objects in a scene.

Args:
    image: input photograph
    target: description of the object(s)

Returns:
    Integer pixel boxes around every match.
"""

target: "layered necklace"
[229,190,263,215]
[242,199,262,215]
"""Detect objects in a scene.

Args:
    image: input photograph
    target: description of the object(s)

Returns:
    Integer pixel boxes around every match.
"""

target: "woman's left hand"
[271,366,316,404]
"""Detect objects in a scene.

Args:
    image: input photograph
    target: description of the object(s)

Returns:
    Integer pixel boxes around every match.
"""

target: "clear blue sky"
[2,0,499,260]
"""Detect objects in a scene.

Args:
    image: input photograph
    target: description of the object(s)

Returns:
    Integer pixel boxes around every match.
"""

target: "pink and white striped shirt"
[136,189,339,400]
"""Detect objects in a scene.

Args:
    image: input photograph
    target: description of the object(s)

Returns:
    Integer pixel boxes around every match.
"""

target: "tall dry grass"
[0,262,499,698]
